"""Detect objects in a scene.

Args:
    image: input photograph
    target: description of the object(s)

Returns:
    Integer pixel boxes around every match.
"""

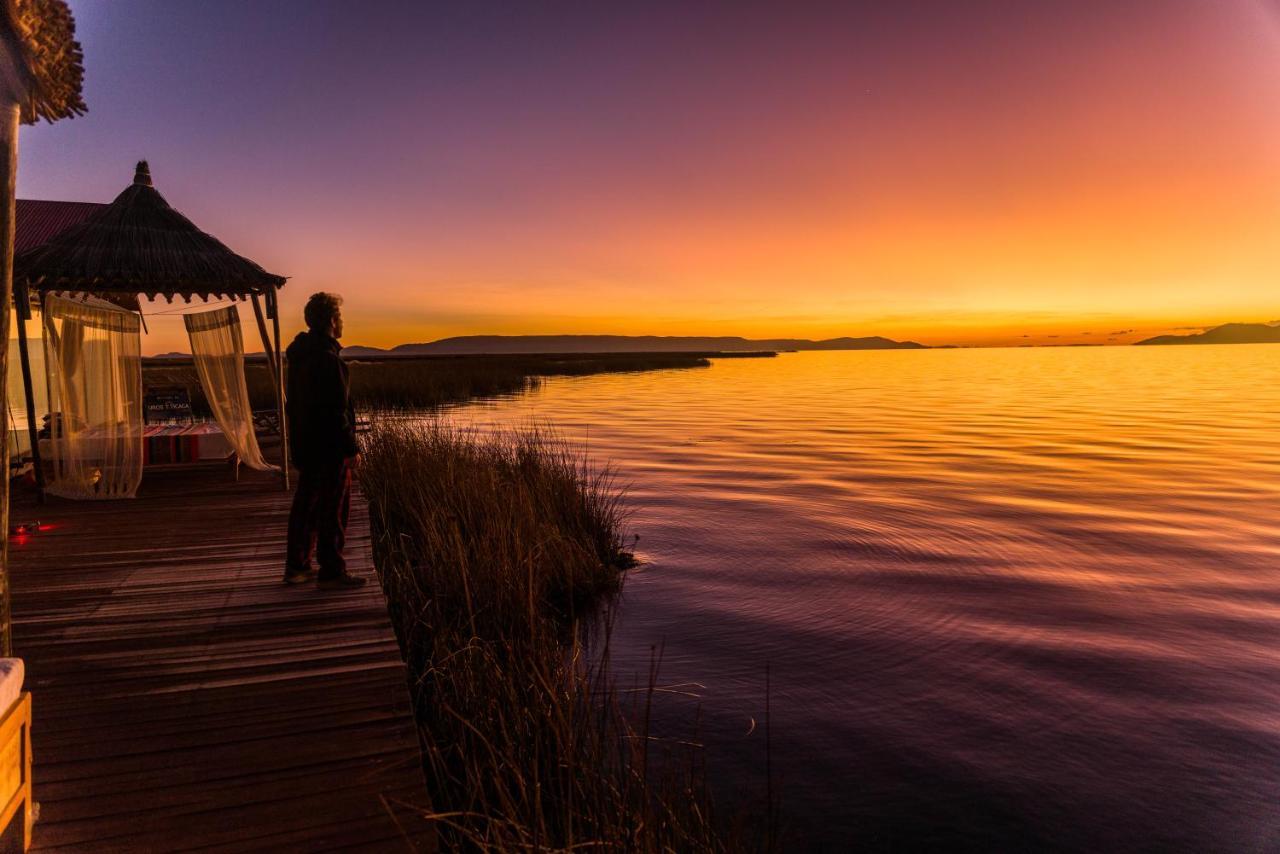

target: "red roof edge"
[16,198,106,253]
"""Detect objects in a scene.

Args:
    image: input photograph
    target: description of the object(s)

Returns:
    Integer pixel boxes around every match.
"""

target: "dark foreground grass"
[143,350,770,414]
[357,420,750,851]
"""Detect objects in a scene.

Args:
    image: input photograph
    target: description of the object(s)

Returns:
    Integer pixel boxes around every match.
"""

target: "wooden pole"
[14,283,43,503]
[250,291,287,486]
[267,289,290,489]
[250,292,277,380]
[0,101,19,657]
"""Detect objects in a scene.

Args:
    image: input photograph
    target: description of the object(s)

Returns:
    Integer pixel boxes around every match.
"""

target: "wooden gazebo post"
[13,282,42,501]
[0,0,85,658]
[267,288,289,488]
[251,290,289,488]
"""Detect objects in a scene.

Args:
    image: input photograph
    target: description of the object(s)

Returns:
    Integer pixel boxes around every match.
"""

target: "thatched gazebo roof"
[15,161,287,302]
[0,0,85,124]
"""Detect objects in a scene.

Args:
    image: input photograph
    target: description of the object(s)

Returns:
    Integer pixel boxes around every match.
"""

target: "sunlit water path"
[440,347,1280,851]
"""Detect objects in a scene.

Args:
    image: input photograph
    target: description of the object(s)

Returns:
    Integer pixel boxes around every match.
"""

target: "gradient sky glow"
[16,1,1280,353]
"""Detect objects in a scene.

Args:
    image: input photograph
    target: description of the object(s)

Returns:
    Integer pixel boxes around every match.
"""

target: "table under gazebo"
[12,160,292,499]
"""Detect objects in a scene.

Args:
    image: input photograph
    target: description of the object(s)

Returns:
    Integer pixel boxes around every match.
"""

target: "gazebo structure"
[13,160,292,496]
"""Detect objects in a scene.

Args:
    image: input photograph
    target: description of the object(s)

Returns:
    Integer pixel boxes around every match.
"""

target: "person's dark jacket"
[285,330,358,468]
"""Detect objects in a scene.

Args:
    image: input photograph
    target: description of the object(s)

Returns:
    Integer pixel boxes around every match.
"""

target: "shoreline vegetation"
[142,350,775,414]
[357,421,751,851]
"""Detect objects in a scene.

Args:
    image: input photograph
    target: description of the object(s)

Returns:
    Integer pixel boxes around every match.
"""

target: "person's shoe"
[283,567,316,585]
[317,572,367,590]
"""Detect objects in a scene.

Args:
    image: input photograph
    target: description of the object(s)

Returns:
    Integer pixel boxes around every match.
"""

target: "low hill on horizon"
[343,334,926,356]
[1134,323,1280,346]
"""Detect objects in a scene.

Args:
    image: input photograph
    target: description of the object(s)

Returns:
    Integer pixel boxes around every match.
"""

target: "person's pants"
[285,459,351,579]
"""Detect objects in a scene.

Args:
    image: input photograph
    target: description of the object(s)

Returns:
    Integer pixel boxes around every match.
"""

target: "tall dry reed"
[358,420,737,852]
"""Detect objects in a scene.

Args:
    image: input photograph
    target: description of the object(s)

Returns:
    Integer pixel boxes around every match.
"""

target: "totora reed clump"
[144,351,729,414]
[357,420,743,851]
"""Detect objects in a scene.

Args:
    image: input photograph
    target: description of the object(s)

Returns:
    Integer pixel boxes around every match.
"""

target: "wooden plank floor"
[7,465,434,852]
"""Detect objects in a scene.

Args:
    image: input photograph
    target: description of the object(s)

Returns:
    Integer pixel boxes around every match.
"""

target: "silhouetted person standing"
[284,292,366,589]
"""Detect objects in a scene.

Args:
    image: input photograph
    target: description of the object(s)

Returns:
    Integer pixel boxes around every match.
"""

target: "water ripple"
[444,346,1280,852]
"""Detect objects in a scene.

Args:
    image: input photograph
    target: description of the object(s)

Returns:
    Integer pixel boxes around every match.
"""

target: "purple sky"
[17,1,1280,352]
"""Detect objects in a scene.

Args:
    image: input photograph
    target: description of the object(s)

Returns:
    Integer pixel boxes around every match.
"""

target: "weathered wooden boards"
[7,467,432,852]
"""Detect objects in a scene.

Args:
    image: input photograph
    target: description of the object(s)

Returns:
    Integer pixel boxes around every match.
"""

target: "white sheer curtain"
[42,295,144,500]
[184,305,278,472]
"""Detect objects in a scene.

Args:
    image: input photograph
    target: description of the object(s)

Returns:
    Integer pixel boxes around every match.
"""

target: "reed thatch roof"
[15,161,287,302]
[1,0,85,124]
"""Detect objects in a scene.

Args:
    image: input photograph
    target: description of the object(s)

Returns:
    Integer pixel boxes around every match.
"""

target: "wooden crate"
[0,693,32,852]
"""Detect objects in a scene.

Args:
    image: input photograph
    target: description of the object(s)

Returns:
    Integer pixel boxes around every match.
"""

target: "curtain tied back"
[184,306,279,473]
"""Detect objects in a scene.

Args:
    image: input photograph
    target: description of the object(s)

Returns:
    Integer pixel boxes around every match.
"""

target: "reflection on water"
[442,346,1280,851]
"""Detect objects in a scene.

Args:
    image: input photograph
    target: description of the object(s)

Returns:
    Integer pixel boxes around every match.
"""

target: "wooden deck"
[6,466,433,852]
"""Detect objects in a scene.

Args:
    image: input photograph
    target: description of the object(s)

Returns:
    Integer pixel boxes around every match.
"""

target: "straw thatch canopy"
[0,0,85,124]
[15,161,287,302]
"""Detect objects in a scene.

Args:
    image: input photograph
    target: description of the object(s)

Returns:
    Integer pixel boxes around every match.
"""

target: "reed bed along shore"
[143,350,774,414]
[357,420,748,852]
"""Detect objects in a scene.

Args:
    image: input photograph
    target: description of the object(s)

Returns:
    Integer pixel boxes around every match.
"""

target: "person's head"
[304,292,343,339]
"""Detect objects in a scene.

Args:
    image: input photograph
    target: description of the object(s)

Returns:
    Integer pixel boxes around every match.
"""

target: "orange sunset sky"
[15,1,1280,353]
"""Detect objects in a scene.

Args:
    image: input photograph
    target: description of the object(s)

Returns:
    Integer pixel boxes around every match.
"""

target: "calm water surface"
[443,347,1280,851]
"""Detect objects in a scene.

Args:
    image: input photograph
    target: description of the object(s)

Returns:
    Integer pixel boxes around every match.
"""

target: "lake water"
[443,346,1280,851]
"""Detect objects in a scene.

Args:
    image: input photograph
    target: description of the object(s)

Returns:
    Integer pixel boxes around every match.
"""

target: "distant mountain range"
[1134,323,1280,346]
[144,324,1280,359]
[341,334,926,356]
